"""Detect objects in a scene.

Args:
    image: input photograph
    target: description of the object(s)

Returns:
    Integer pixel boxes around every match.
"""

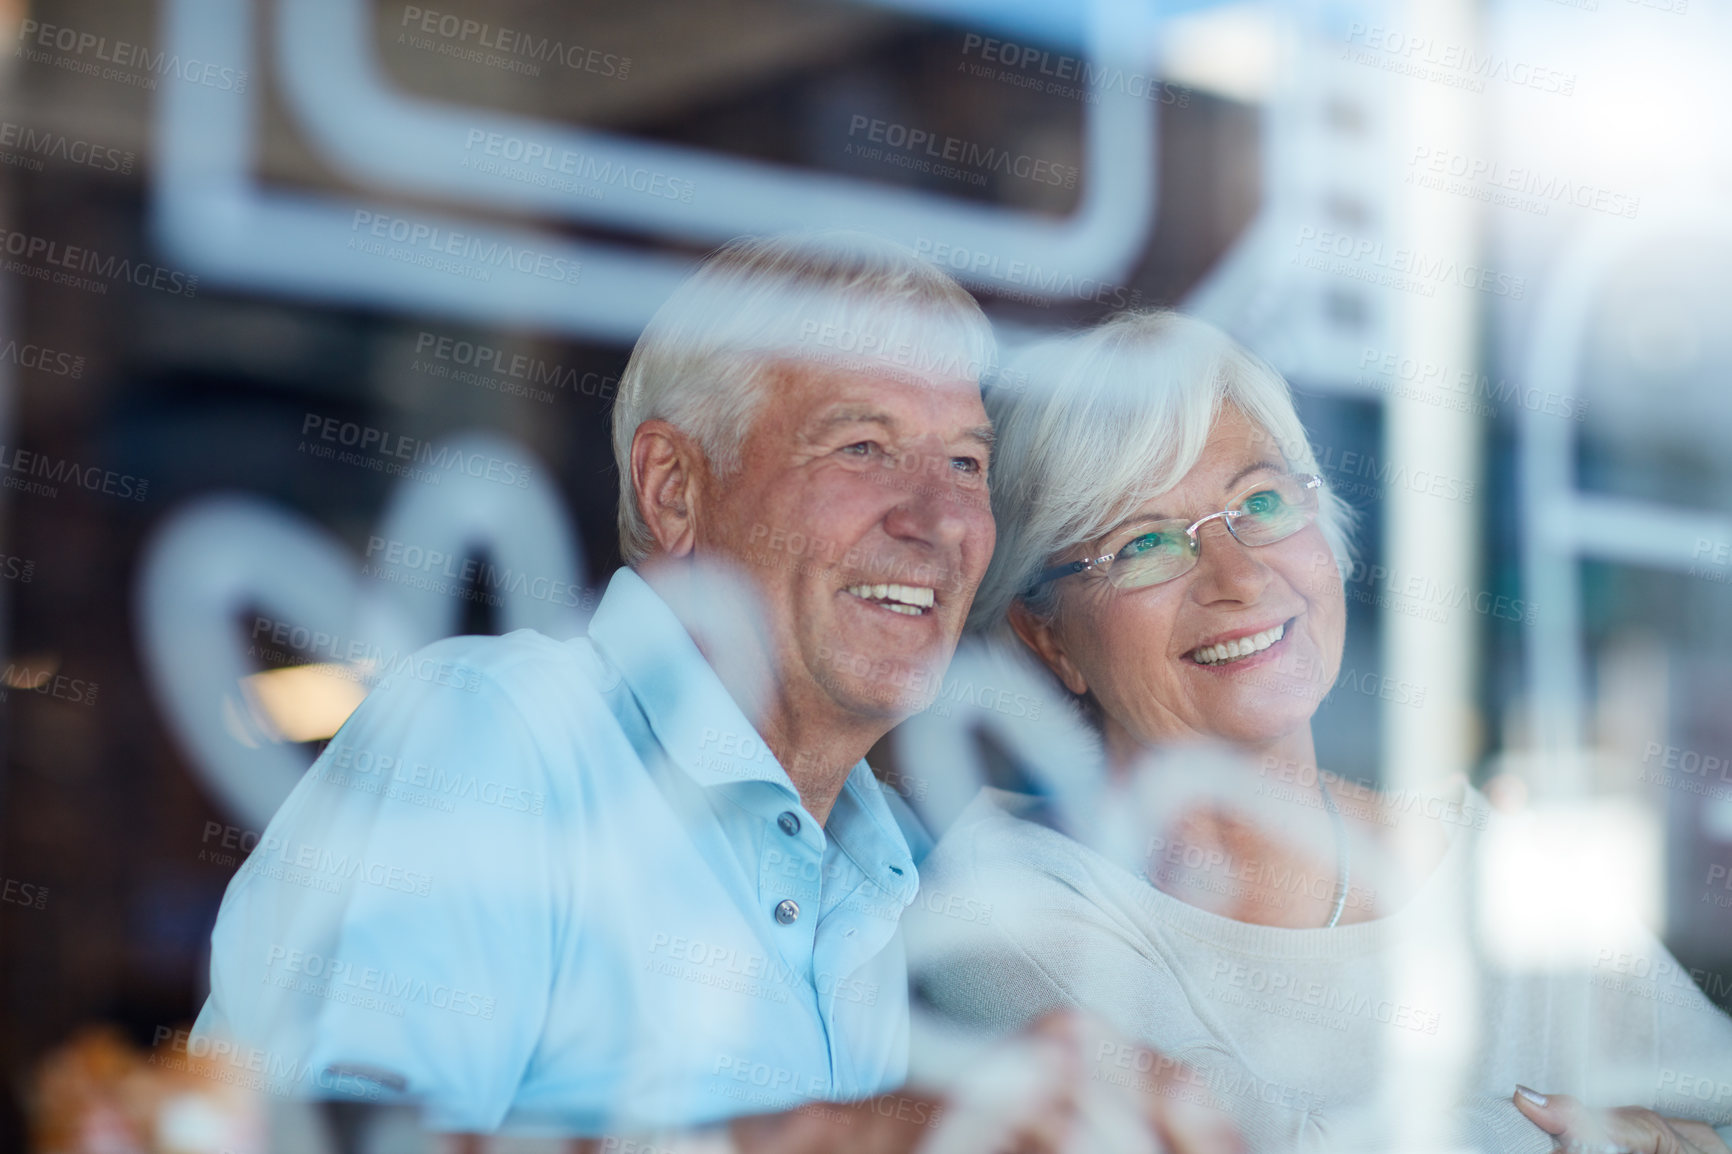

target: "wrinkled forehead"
[1174,408,1289,491]
[768,313,992,392]
[1236,413,1309,465]
[771,350,986,400]
[1083,404,1284,530]
[758,355,990,437]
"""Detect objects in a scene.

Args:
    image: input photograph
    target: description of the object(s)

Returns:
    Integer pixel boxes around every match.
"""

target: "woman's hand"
[1513,1086,1731,1154]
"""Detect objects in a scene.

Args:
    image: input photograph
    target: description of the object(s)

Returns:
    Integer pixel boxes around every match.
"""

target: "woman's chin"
[1203,660,1328,723]
[1199,698,1319,752]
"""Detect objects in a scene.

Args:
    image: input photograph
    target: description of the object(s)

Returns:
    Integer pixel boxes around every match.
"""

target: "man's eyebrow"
[807,411,996,450]
[808,408,897,438]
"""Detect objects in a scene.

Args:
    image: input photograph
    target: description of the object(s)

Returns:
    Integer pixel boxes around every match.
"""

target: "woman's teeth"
[845,583,935,615]
[1191,622,1285,666]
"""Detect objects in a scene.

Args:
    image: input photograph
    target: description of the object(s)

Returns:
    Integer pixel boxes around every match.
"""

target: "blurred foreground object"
[29,1026,264,1154]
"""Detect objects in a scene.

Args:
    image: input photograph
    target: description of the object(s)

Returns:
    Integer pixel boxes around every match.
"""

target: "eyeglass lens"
[1107,475,1317,590]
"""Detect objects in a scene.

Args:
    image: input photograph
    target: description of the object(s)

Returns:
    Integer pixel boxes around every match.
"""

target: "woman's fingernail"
[1515,1085,1549,1107]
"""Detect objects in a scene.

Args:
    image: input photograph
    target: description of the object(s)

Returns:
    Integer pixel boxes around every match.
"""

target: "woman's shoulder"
[924,788,1121,893]
[918,787,1178,947]
[909,788,1216,1049]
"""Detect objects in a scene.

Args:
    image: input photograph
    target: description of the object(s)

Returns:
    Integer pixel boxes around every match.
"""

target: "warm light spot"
[2,653,59,689]
[240,664,369,743]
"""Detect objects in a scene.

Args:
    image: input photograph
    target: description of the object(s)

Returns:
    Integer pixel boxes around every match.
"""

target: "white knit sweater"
[907,787,1732,1154]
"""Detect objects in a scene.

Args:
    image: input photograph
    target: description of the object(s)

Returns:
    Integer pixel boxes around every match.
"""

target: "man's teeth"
[845,583,936,615]
[1191,623,1285,665]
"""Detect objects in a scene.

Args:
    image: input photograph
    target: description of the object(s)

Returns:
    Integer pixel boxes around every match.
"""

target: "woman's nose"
[1189,517,1272,602]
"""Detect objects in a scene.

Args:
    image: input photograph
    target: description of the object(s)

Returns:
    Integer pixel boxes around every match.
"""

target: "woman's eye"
[1243,491,1281,515]
[1119,532,1165,558]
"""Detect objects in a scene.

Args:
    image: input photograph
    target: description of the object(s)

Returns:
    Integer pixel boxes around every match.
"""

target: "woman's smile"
[1183,615,1298,669]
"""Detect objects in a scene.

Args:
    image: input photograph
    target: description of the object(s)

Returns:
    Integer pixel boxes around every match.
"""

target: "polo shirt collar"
[588,566,790,792]
[827,759,919,906]
[587,567,916,901]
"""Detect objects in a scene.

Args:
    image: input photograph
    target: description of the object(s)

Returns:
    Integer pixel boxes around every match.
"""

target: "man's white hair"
[969,309,1355,633]
[611,232,996,565]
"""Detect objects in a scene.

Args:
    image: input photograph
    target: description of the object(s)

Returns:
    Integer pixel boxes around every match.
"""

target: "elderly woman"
[906,311,1732,1154]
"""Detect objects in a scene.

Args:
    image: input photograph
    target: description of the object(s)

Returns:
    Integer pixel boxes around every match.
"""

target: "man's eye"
[841,441,880,457]
[951,456,982,475]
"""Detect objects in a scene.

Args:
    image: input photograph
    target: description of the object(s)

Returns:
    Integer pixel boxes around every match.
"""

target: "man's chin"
[812,650,945,721]
[843,686,933,725]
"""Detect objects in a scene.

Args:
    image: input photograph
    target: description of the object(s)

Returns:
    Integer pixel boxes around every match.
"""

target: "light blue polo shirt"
[194,566,921,1134]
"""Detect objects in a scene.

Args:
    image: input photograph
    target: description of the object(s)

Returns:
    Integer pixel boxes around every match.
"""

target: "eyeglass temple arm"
[1025,558,1091,594]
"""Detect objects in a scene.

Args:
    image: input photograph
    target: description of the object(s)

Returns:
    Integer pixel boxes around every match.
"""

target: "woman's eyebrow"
[1100,510,1180,543]
[1099,459,1288,538]
[1223,459,1284,493]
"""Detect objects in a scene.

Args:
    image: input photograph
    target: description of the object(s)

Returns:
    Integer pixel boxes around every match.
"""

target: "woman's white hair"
[969,309,1355,633]
[612,232,995,565]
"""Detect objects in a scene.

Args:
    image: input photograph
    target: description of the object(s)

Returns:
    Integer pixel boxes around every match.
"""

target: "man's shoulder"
[307,628,639,826]
[352,628,624,747]
[401,623,620,696]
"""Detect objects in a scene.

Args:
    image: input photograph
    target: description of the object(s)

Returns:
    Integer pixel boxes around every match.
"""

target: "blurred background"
[2,0,1731,1146]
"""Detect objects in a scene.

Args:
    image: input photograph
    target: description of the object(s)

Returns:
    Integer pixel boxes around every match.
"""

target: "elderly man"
[193,234,1229,1153]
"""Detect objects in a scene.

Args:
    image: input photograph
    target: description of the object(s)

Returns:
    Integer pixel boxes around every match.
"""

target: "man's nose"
[883,447,986,547]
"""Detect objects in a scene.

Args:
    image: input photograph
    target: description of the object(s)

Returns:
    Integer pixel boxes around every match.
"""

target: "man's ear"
[1008,599,1089,696]
[631,419,707,558]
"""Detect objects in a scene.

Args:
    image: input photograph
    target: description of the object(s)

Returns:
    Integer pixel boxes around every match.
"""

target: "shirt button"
[777,811,801,836]
[774,899,800,925]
